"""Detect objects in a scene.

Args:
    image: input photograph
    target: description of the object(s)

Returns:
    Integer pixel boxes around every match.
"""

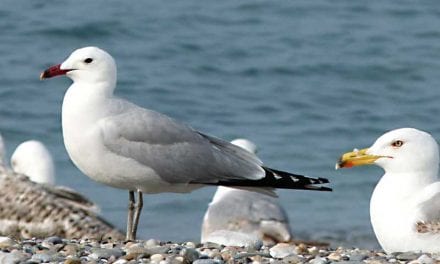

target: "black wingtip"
[200,167,332,192]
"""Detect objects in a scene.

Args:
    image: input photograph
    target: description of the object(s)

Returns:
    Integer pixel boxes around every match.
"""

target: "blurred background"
[2,1,440,249]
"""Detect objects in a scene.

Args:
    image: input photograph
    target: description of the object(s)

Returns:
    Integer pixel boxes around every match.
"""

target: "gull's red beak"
[40,64,71,80]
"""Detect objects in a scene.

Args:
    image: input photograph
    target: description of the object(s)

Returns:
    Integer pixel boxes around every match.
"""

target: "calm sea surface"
[2,1,440,249]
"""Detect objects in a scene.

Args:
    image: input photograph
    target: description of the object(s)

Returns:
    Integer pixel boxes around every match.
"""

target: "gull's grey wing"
[202,188,292,243]
[99,101,265,184]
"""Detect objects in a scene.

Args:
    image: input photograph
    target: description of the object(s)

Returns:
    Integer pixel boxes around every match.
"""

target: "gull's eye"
[391,140,404,147]
[84,58,93,64]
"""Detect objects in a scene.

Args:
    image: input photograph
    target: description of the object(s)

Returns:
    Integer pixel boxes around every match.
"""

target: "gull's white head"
[40,47,117,88]
[337,128,439,174]
[11,140,56,185]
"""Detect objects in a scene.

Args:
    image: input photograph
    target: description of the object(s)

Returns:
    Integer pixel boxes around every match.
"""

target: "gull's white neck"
[61,79,115,171]
[370,168,438,252]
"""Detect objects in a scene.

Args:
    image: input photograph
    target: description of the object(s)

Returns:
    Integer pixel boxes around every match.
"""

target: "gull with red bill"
[337,128,440,253]
[40,46,331,241]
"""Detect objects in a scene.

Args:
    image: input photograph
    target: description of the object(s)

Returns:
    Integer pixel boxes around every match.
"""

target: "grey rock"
[282,255,304,263]
[45,236,63,245]
[147,245,171,255]
[396,252,422,261]
[89,248,123,260]
[417,254,435,264]
[349,253,368,261]
[31,253,60,263]
[309,256,329,264]
[0,251,31,263]
[193,260,223,264]
[336,261,365,264]
[180,247,200,262]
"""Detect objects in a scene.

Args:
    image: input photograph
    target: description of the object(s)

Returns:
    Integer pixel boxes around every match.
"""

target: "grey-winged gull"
[201,138,292,246]
[40,46,331,240]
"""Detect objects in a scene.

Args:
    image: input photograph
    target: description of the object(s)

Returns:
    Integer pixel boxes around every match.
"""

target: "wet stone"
[269,243,297,258]
[89,248,123,260]
[395,252,422,261]
[309,256,329,264]
[180,247,200,262]
[282,255,304,263]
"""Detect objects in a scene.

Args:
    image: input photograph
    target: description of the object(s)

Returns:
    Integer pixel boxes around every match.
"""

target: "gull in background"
[202,138,292,247]
[337,128,440,253]
[0,136,123,239]
[11,140,55,185]
[10,139,98,212]
[41,46,331,240]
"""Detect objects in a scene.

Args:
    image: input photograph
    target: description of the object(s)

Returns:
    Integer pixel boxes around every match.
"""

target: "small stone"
[308,256,329,264]
[64,257,82,264]
[0,250,31,263]
[61,244,80,256]
[349,253,368,261]
[282,255,303,263]
[185,241,197,248]
[113,259,128,264]
[308,246,319,255]
[270,243,297,258]
[193,260,221,264]
[125,244,153,256]
[327,252,341,261]
[180,247,200,262]
[295,243,308,255]
[396,252,421,261]
[145,239,160,248]
[151,253,165,262]
[147,245,171,255]
[45,236,63,245]
[0,236,15,248]
[89,248,123,260]
[31,253,57,262]
[416,254,435,264]
[173,256,184,263]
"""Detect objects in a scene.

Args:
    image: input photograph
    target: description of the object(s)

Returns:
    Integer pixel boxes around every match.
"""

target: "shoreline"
[0,236,438,263]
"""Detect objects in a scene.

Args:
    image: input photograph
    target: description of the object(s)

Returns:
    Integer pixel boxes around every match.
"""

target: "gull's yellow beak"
[335,148,383,169]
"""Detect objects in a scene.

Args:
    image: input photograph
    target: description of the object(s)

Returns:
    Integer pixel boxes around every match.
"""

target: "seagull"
[336,128,440,253]
[0,168,124,240]
[202,138,292,246]
[40,46,331,240]
[11,140,55,185]
[10,139,98,212]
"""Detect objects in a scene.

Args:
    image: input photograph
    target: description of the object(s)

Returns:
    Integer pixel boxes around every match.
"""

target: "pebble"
[0,237,436,264]
[151,253,165,262]
[396,252,422,261]
[89,248,123,260]
[269,243,297,258]
[180,247,200,262]
[416,254,435,264]
[0,236,15,248]
[309,256,329,264]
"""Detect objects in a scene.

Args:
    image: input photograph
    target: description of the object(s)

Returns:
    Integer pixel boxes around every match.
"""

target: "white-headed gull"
[11,140,55,185]
[41,46,331,240]
[202,138,292,246]
[337,128,440,253]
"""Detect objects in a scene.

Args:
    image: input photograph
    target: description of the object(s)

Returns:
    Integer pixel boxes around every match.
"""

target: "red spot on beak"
[40,64,71,80]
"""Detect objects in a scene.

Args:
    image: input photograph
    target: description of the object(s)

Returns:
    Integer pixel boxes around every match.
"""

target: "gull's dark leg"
[131,190,143,240]
[126,190,135,240]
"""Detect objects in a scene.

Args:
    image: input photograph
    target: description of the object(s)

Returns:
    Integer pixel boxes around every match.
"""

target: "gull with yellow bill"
[336,128,440,253]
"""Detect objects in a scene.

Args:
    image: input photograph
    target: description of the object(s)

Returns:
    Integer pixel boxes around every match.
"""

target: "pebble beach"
[0,236,437,264]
